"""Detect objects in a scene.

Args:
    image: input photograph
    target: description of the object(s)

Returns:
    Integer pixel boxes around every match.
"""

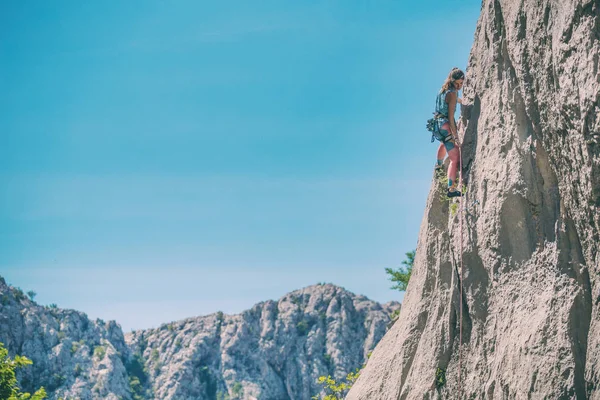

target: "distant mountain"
[0,276,399,400]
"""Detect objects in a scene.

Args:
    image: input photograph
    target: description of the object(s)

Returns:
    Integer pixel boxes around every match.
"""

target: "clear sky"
[1,1,481,331]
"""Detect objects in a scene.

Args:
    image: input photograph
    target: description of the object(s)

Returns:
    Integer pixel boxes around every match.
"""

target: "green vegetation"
[126,351,149,400]
[296,320,309,336]
[71,339,86,355]
[47,304,58,309]
[216,311,224,322]
[129,375,145,400]
[435,170,450,201]
[12,288,25,302]
[435,367,446,388]
[435,170,467,198]
[129,376,144,400]
[450,201,459,216]
[385,250,415,292]
[26,291,36,301]
[93,345,106,361]
[435,170,467,216]
[389,308,401,321]
[216,391,230,400]
[197,366,217,398]
[312,369,360,400]
[49,374,66,391]
[323,353,333,371]
[291,296,301,306]
[0,342,47,400]
[231,381,243,399]
[150,349,161,373]
[150,349,159,363]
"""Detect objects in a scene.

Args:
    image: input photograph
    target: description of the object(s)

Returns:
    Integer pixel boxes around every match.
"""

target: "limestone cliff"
[125,284,398,400]
[0,277,398,399]
[348,0,599,398]
[0,277,131,400]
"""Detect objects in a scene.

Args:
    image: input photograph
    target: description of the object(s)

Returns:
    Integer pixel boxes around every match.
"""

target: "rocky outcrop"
[348,0,599,399]
[0,277,131,400]
[125,284,398,400]
[0,277,398,399]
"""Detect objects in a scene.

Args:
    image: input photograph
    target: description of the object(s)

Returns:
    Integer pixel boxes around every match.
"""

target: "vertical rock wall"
[348,0,600,398]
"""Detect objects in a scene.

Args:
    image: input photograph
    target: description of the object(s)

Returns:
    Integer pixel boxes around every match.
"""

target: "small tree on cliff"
[385,250,415,292]
[312,369,361,400]
[0,342,47,400]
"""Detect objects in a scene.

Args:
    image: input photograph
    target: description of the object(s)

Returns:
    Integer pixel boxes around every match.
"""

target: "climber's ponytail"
[441,68,465,93]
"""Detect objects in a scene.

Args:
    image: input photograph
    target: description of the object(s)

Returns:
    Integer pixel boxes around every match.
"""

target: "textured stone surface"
[0,277,398,400]
[0,278,131,400]
[348,0,600,399]
[125,284,398,400]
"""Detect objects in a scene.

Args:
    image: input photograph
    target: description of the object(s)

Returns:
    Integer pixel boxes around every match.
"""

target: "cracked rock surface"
[348,0,600,398]
[0,278,398,400]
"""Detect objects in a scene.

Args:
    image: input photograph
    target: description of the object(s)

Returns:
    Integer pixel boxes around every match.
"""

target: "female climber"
[434,67,464,198]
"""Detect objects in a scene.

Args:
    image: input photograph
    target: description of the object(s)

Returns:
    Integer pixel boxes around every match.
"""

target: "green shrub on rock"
[0,342,47,400]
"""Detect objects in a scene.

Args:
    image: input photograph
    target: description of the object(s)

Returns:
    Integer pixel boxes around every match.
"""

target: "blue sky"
[0,1,481,331]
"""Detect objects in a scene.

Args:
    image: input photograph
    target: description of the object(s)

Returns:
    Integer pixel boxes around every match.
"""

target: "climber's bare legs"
[436,143,447,165]
[437,121,462,197]
[447,146,460,189]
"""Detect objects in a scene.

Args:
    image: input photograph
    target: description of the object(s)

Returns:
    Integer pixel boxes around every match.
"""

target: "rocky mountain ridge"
[0,276,399,399]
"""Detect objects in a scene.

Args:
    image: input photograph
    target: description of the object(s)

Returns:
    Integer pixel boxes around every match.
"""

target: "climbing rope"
[457,129,465,399]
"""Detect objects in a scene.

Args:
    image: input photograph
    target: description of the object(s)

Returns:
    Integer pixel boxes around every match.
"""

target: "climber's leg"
[439,121,462,198]
[436,143,446,170]
[447,147,463,197]
[447,147,459,186]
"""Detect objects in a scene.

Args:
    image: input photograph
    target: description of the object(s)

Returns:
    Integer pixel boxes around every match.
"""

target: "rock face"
[0,278,132,400]
[125,284,398,400]
[0,277,398,400]
[348,0,600,399]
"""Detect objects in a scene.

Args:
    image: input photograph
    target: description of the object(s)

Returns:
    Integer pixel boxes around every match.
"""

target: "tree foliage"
[385,250,415,292]
[0,342,47,400]
[312,369,360,400]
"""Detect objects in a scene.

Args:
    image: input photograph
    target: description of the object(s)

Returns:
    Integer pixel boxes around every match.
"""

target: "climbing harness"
[426,114,456,144]
[426,88,458,144]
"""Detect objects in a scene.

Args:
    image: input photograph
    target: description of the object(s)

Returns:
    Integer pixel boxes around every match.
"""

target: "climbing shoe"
[447,189,463,198]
